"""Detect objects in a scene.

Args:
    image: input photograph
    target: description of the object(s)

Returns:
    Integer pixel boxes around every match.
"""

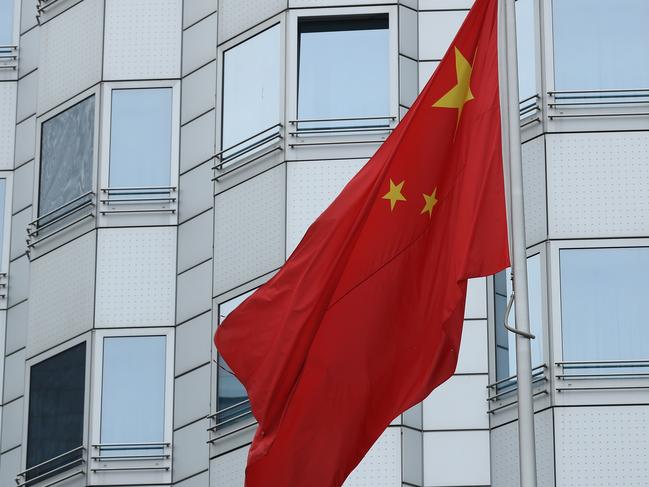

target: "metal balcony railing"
[90,442,171,473]
[548,88,649,119]
[0,45,18,70]
[288,115,395,148]
[15,446,85,487]
[99,186,177,215]
[207,399,256,444]
[27,192,95,248]
[486,364,548,414]
[555,359,649,392]
[0,272,7,300]
[519,94,541,128]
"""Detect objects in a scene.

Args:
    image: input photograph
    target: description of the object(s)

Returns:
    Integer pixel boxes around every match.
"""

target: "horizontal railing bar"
[100,197,176,204]
[209,399,251,419]
[550,100,649,107]
[549,88,649,95]
[37,0,61,13]
[211,409,254,430]
[91,466,170,472]
[557,359,649,366]
[102,186,176,191]
[519,94,540,105]
[487,364,547,389]
[100,208,175,214]
[91,454,170,461]
[17,447,84,476]
[208,421,258,444]
[520,117,541,128]
[213,147,283,182]
[557,372,649,379]
[289,126,393,136]
[289,115,396,124]
[93,442,170,448]
[487,390,548,414]
[557,385,649,392]
[16,469,85,487]
[217,133,282,166]
[289,139,386,148]
[28,213,94,248]
[16,458,84,485]
[549,112,649,119]
[28,200,94,236]
[519,102,539,113]
[487,375,548,402]
[216,123,282,158]
[29,191,94,225]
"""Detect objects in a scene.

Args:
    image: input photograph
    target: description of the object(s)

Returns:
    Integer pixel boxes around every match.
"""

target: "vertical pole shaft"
[502,0,538,486]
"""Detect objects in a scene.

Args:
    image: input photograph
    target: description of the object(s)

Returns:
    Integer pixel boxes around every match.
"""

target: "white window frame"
[0,171,13,305]
[20,333,92,487]
[98,80,180,227]
[215,15,286,188]
[89,327,174,486]
[286,5,399,159]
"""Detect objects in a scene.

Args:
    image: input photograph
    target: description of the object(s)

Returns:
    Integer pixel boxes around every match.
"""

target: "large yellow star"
[382,179,406,211]
[421,188,438,218]
[432,47,475,124]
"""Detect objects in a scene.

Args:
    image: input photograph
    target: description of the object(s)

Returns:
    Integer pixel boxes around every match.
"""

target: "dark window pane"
[298,15,389,128]
[39,96,95,220]
[27,343,86,480]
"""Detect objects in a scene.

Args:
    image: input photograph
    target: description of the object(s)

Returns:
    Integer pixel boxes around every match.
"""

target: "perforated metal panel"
[0,83,16,169]
[418,10,467,61]
[95,227,176,328]
[214,165,286,296]
[219,0,285,42]
[491,409,555,487]
[547,132,649,238]
[522,136,547,246]
[343,427,401,487]
[555,405,649,486]
[103,0,182,80]
[37,0,103,113]
[211,446,249,487]
[286,159,365,256]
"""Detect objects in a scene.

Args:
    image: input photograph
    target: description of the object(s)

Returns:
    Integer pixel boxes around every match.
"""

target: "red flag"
[215,0,508,484]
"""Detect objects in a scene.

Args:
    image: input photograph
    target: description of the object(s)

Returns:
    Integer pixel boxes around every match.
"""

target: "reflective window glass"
[217,290,254,421]
[560,247,649,361]
[39,96,95,219]
[0,0,13,45]
[495,254,544,381]
[101,336,166,457]
[298,15,390,128]
[516,0,536,100]
[222,25,281,150]
[553,0,649,90]
[27,343,86,480]
[109,88,173,188]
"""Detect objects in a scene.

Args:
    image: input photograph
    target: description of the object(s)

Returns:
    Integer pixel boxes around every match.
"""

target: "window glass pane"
[217,290,254,420]
[495,254,544,381]
[298,16,389,128]
[553,0,649,90]
[222,25,280,150]
[101,336,166,457]
[0,0,13,45]
[27,343,86,480]
[109,88,173,188]
[0,179,5,266]
[516,0,536,100]
[39,96,95,218]
[560,247,649,361]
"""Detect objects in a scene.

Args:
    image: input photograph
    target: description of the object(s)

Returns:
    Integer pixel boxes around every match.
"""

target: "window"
[560,247,649,362]
[109,88,173,190]
[26,343,86,480]
[39,96,95,221]
[494,254,544,382]
[222,24,281,151]
[100,336,166,457]
[553,0,649,90]
[216,290,254,422]
[0,0,13,45]
[516,0,536,100]
[297,15,389,128]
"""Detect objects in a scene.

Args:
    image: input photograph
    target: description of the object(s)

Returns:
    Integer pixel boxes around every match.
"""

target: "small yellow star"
[432,47,475,125]
[421,188,438,218]
[382,179,406,211]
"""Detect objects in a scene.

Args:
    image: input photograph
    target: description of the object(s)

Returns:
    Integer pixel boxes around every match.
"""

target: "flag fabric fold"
[215,0,509,484]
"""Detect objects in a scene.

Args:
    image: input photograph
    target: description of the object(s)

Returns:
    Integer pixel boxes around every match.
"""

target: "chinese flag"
[215,0,508,485]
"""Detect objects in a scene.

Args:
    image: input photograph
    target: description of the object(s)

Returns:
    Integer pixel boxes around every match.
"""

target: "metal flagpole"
[500,0,538,485]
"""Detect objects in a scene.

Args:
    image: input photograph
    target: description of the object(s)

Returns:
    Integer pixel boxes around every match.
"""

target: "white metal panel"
[423,374,489,430]
[8,254,29,307]
[0,446,21,487]
[465,276,487,319]
[456,319,488,374]
[14,116,35,167]
[210,446,249,487]
[0,396,23,452]
[178,210,213,273]
[402,427,423,487]
[420,0,474,9]
[38,0,103,113]
[16,70,36,122]
[176,470,209,487]
[555,405,649,487]
[491,409,555,487]
[423,430,490,486]
[174,364,210,429]
[95,227,176,328]
[180,110,216,173]
[219,0,285,42]
[3,348,25,403]
[28,232,95,356]
[17,26,39,78]
[177,260,212,324]
[399,5,418,60]
[214,165,285,296]
[418,10,467,61]
[522,136,547,246]
[172,420,209,482]
[20,0,37,33]
[182,13,217,76]
[12,160,33,212]
[6,301,27,355]
[183,0,216,29]
[10,208,30,261]
[104,0,182,80]
[418,61,440,93]
[399,55,417,108]
[286,159,365,256]
[181,60,216,124]
[0,83,16,169]
[343,427,401,487]
[547,132,649,238]
[175,311,211,376]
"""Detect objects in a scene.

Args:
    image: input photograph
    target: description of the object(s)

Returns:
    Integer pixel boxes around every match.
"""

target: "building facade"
[0,0,648,486]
